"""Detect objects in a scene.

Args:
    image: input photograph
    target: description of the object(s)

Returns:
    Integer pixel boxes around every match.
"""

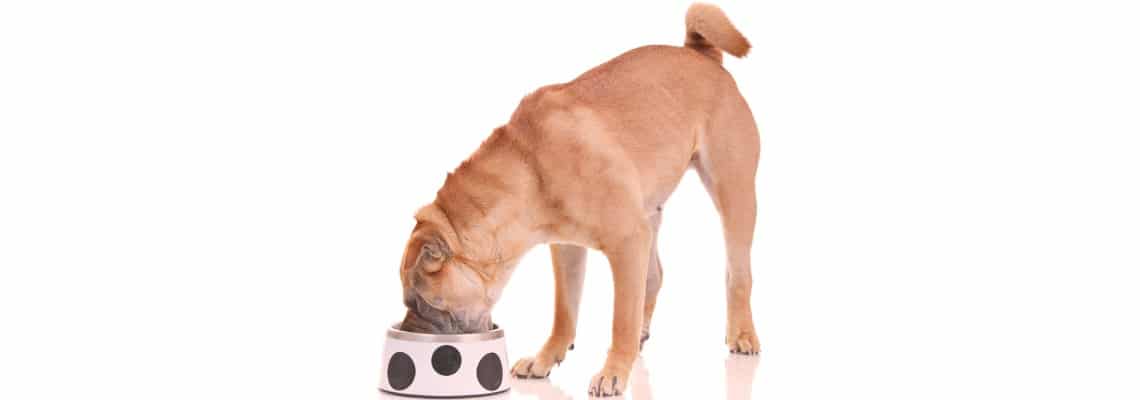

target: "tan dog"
[398,3,758,396]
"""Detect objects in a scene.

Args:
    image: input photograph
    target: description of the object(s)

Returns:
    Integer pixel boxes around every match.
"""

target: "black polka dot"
[476,352,503,391]
[387,352,415,391]
[431,345,462,376]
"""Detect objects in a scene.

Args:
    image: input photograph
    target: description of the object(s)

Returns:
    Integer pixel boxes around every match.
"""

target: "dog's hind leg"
[510,244,586,378]
[693,93,761,355]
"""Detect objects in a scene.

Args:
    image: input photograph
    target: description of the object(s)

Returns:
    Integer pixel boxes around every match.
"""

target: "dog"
[398,3,758,396]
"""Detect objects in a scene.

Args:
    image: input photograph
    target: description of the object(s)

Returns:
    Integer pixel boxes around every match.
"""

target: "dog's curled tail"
[684,3,751,63]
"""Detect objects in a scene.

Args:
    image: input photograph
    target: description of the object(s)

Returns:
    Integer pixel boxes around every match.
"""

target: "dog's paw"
[511,340,573,379]
[510,355,555,379]
[726,328,761,355]
[587,365,630,397]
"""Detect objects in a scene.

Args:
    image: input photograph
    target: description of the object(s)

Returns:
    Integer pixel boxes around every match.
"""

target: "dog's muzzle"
[400,295,489,334]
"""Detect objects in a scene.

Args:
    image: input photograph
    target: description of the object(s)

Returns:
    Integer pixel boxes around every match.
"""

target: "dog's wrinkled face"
[398,222,512,334]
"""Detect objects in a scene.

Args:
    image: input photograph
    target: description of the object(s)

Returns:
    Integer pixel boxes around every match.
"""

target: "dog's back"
[549,3,751,116]
[505,3,755,211]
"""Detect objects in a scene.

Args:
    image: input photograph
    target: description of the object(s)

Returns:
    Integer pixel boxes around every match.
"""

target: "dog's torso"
[434,45,754,257]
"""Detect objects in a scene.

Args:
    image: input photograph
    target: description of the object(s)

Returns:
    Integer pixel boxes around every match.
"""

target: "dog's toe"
[588,369,628,397]
[726,330,761,355]
[510,358,535,378]
[511,355,554,379]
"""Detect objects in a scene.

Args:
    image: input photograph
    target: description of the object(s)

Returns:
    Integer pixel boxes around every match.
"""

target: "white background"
[2,0,1138,399]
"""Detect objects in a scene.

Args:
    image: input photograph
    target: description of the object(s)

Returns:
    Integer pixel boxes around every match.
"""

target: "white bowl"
[379,324,510,398]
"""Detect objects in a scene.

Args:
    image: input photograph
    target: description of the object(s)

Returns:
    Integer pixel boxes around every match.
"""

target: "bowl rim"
[387,323,504,342]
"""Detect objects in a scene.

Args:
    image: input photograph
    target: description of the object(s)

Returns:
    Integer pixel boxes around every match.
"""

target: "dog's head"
[397,205,516,334]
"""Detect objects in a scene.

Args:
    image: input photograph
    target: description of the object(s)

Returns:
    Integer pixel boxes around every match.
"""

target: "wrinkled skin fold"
[400,294,492,334]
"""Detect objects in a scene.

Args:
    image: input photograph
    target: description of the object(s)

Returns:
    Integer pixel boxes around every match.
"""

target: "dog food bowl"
[379,324,510,398]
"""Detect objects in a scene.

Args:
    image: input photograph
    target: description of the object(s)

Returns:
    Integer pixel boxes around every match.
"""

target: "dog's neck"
[429,126,545,266]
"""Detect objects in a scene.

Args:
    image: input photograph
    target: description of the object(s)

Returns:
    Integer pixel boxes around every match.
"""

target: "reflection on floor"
[381,353,760,400]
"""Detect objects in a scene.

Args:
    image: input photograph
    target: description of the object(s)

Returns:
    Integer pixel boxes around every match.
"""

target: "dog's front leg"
[511,244,586,379]
[589,226,651,397]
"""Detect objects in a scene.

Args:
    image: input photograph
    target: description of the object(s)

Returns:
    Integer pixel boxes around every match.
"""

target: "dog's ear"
[413,233,450,274]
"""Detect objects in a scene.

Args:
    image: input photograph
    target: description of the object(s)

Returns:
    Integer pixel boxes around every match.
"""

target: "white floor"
[438,352,763,400]
[381,345,764,400]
